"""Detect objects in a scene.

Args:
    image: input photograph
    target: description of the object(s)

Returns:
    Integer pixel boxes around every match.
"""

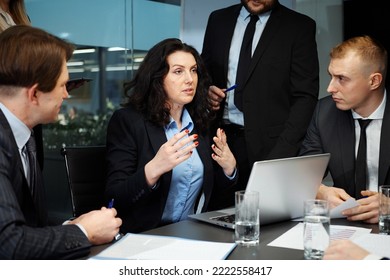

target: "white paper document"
[353,234,390,258]
[90,233,237,260]
[267,223,371,250]
[292,198,360,222]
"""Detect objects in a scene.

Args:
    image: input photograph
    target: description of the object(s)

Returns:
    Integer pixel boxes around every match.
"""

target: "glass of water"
[234,190,260,246]
[303,199,330,260]
[379,185,390,235]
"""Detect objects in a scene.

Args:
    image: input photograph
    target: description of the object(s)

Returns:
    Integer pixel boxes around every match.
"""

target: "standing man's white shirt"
[224,7,271,126]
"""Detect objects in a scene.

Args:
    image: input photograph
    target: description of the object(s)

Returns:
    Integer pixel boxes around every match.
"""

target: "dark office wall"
[343,0,390,89]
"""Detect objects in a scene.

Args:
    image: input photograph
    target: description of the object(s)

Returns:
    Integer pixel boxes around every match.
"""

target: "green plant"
[43,99,116,150]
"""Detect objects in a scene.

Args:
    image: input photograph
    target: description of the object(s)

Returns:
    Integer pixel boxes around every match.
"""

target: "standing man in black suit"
[0,25,122,259]
[300,35,387,224]
[201,0,319,209]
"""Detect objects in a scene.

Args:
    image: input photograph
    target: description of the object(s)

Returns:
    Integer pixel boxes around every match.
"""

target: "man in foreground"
[0,25,122,259]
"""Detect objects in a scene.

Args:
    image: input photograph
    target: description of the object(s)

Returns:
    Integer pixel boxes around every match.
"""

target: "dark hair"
[123,38,213,133]
[0,25,74,92]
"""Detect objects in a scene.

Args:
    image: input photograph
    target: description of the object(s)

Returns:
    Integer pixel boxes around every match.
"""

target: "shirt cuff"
[62,219,89,238]
[225,167,237,180]
[364,254,382,260]
[62,218,74,225]
[74,224,89,238]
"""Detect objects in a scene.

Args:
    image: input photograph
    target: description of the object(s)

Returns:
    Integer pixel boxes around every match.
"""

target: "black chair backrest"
[61,145,107,217]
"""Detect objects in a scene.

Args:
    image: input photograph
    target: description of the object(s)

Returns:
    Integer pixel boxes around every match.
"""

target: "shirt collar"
[0,102,31,149]
[239,6,271,24]
[0,8,16,26]
[165,107,194,133]
[352,91,387,120]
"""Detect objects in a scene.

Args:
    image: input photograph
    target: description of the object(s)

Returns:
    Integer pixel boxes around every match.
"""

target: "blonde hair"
[10,0,30,25]
[330,35,387,80]
[0,0,30,32]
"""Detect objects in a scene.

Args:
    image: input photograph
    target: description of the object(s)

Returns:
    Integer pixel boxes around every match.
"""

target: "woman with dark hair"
[105,38,238,233]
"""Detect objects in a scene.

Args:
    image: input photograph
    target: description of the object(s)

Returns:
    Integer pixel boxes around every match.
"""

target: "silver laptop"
[189,153,330,229]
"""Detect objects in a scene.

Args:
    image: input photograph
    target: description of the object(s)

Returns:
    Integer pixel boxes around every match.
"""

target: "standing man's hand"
[208,85,225,111]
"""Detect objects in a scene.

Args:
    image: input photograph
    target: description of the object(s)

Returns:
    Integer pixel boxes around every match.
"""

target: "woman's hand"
[211,128,236,176]
[144,129,198,186]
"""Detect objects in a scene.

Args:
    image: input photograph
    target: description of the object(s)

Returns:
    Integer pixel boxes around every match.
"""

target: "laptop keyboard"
[210,214,235,224]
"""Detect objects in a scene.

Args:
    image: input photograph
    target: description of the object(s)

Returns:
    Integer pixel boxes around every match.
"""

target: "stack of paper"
[90,233,237,260]
[268,223,390,258]
[268,223,372,251]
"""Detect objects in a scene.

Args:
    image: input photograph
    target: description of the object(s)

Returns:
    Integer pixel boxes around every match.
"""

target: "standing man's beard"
[241,0,276,15]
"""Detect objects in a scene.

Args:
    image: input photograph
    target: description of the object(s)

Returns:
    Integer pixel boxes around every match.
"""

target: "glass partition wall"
[24,0,180,223]
[26,0,180,150]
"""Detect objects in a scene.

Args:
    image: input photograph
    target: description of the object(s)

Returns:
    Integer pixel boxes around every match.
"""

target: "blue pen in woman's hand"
[107,198,122,241]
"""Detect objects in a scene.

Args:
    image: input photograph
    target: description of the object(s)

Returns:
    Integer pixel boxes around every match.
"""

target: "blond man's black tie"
[355,119,372,198]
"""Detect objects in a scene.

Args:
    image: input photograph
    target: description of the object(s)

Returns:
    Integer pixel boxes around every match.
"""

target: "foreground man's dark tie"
[26,133,39,196]
[25,132,48,225]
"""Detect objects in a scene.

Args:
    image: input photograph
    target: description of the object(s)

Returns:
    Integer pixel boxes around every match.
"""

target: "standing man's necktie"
[234,14,258,111]
[355,119,372,198]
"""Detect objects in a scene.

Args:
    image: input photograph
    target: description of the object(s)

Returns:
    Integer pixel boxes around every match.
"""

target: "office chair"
[61,145,107,218]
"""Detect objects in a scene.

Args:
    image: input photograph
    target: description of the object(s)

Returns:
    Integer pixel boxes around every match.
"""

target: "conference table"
[88,217,378,260]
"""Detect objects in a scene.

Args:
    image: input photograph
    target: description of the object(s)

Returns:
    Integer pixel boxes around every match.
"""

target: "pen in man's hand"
[224,84,237,93]
[107,198,122,241]
[108,198,114,209]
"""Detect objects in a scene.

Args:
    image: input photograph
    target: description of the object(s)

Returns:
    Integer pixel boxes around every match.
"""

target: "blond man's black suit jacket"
[300,95,390,197]
[0,109,91,259]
